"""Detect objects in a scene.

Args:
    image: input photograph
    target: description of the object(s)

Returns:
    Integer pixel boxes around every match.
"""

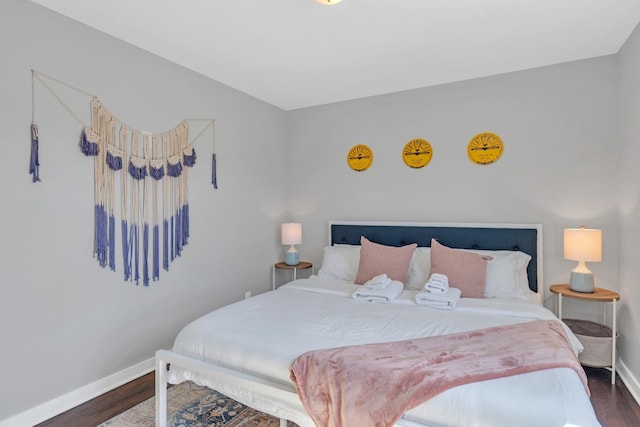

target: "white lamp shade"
[564,228,602,262]
[281,223,302,245]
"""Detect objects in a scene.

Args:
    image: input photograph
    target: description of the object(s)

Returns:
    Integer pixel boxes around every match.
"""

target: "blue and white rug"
[100,381,298,427]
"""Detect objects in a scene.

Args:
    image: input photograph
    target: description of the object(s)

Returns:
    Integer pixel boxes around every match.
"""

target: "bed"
[155,221,601,427]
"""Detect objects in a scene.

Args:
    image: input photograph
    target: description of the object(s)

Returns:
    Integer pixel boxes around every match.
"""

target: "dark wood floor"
[37,367,639,427]
[35,372,159,427]
[584,367,640,427]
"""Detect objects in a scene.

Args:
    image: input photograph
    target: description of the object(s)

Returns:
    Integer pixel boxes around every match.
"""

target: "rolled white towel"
[424,273,449,293]
[353,280,404,303]
[364,274,391,290]
[415,287,461,310]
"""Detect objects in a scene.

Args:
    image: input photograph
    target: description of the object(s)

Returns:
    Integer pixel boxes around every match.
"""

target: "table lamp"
[564,227,602,293]
[281,222,302,265]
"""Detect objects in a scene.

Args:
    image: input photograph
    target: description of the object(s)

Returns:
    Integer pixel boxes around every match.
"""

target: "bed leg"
[280,418,287,427]
[155,353,168,427]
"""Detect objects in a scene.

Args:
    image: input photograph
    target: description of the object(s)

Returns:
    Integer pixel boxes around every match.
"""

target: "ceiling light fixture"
[316,0,343,5]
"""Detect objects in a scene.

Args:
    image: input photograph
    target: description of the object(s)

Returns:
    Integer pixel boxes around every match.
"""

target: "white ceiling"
[31,0,640,111]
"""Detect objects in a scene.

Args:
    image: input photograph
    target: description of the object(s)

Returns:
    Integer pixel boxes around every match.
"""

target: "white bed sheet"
[167,277,601,427]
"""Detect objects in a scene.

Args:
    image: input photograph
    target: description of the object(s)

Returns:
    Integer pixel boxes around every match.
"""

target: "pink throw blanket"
[289,320,588,427]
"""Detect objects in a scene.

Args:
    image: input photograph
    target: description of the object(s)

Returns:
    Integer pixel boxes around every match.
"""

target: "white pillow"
[405,247,431,290]
[465,249,532,299]
[317,245,361,282]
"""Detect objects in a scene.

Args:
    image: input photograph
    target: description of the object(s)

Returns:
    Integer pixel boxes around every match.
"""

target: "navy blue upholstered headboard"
[329,221,542,293]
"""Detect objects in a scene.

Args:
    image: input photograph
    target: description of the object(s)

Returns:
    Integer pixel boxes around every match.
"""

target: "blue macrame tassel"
[122,219,131,281]
[95,204,108,268]
[128,160,147,180]
[183,148,196,167]
[167,161,183,178]
[170,215,175,261]
[131,223,139,285]
[211,153,218,189]
[106,151,123,171]
[29,123,41,183]
[175,208,182,257]
[153,224,160,281]
[80,128,99,156]
[182,203,190,245]
[163,219,169,271]
[143,224,149,286]
[108,214,116,271]
[149,165,164,180]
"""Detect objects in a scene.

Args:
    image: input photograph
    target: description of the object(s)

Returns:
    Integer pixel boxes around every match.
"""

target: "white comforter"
[168,277,601,427]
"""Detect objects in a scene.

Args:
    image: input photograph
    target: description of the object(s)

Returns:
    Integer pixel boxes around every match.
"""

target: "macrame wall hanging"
[30,69,217,286]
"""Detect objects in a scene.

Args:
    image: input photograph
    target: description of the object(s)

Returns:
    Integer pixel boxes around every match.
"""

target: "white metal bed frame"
[155,221,544,427]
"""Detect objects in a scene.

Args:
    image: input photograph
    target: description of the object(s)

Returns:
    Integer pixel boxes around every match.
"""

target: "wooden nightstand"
[550,284,620,384]
[272,261,313,290]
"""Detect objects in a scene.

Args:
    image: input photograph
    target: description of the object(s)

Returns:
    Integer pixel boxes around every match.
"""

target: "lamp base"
[569,271,595,293]
[285,249,299,266]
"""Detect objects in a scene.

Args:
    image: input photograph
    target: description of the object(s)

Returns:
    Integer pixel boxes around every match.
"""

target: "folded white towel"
[424,273,449,293]
[353,280,404,303]
[415,287,461,310]
[364,274,392,290]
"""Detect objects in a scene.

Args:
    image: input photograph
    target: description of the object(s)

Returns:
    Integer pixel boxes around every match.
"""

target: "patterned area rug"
[100,381,299,427]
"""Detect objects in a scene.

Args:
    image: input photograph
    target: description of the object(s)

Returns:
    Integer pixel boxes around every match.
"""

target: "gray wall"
[617,22,640,391]
[287,55,625,374]
[0,0,287,420]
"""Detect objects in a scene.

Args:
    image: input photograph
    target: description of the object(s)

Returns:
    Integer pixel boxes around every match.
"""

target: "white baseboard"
[617,359,640,405]
[0,357,154,427]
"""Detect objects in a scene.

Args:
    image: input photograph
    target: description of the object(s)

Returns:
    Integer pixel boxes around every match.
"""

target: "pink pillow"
[430,239,491,298]
[354,237,417,285]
